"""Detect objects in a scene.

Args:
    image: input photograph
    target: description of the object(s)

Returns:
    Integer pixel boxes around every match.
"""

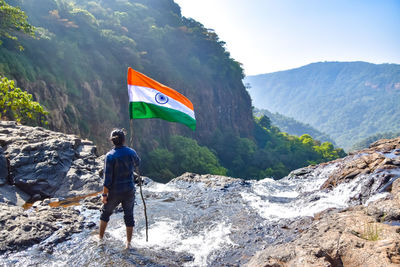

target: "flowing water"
[0,162,394,267]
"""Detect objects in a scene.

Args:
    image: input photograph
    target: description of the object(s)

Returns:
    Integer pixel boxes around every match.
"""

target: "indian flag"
[127,67,196,130]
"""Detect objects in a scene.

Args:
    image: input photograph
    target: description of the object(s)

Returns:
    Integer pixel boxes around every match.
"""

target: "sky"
[174,0,400,75]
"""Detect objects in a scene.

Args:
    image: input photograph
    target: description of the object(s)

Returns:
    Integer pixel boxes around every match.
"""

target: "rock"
[246,204,400,267]
[32,200,42,209]
[170,172,245,188]
[0,121,103,199]
[0,203,84,254]
[288,166,316,177]
[367,178,400,222]
[370,137,400,152]
[320,149,400,196]
[0,184,30,206]
[0,148,8,186]
[393,178,400,196]
[31,194,42,202]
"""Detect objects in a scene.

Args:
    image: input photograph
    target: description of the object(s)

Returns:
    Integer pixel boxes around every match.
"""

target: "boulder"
[0,121,103,199]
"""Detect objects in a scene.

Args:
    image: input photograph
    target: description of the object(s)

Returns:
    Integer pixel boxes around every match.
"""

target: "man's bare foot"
[125,242,132,249]
[97,237,105,246]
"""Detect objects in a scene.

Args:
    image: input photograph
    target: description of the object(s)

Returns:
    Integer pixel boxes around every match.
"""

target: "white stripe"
[128,85,195,120]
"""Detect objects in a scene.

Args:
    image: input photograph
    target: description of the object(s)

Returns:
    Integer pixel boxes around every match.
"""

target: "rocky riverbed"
[0,121,399,266]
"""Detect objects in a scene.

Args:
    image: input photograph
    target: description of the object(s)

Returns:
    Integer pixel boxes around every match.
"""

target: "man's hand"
[102,187,109,204]
[102,195,108,204]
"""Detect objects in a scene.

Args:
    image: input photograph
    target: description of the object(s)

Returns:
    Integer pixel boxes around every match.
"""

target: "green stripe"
[129,102,196,131]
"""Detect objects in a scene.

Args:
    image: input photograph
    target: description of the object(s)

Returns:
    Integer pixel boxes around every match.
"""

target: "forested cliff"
[1,0,253,150]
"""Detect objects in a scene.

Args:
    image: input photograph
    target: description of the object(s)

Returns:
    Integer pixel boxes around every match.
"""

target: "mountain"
[244,62,400,150]
[253,108,335,145]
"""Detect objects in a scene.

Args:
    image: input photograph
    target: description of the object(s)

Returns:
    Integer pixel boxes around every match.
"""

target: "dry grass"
[361,222,381,241]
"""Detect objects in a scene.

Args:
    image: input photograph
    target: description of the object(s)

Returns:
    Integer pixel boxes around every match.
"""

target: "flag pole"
[129,119,149,242]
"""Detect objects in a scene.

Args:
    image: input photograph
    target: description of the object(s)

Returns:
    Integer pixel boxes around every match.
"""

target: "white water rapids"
[0,160,394,266]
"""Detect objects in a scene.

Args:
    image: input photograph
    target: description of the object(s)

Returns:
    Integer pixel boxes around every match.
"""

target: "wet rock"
[82,194,102,210]
[0,184,30,206]
[318,138,400,197]
[0,203,84,254]
[171,172,245,189]
[367,178,400,222]
[0,148,7,186]
[288,166,316,177]
[0,121,103,199]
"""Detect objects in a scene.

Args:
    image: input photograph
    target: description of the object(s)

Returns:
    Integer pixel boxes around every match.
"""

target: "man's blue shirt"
[103,146,140,193]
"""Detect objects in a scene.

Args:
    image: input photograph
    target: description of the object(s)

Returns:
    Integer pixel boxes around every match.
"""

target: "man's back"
[104,146,140,193]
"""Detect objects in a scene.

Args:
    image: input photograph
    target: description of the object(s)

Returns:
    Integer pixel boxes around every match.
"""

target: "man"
[99,128,140,249]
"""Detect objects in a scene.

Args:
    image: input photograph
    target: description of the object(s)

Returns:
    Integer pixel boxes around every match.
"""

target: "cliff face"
[1,0,254,153]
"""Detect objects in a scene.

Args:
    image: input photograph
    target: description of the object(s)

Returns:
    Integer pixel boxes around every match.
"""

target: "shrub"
[0,76,48,126]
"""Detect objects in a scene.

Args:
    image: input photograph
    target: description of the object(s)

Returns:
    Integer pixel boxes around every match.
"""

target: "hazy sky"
[174,0,400,75]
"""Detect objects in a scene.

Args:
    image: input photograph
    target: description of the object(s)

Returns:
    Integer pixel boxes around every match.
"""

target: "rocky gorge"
[0,121,399,266]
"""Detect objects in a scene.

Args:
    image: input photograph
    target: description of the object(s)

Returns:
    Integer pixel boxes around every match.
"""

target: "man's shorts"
[100,189,135,227]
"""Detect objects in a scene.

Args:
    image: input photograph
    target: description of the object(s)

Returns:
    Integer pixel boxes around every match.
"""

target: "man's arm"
[133,152,141,168]
[102,156,113,203]
[133,152,141,185]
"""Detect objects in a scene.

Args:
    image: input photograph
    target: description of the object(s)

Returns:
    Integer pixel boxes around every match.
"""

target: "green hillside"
[1,0,345,181]
[253,108,335,145]
[350,131,400,152]
[245,62,400,151]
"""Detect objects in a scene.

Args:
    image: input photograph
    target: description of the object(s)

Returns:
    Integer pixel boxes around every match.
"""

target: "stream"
[0,163,392,266]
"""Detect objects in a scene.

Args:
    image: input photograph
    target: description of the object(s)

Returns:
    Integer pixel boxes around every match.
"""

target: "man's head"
[110,128,125,146]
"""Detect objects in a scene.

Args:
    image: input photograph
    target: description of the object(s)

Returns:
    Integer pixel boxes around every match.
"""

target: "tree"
[0,0,35,50]
[259,115,271,129]
[0,76,48,126]
[142,135,227,182]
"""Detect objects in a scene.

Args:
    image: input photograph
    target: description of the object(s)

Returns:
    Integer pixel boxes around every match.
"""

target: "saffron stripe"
[127,67,194,111]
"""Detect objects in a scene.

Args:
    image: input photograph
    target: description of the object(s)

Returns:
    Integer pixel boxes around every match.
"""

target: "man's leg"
[121,190,135,248]
[126,226,133,248]
[99,193,119,240]
[99,220,108,239]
